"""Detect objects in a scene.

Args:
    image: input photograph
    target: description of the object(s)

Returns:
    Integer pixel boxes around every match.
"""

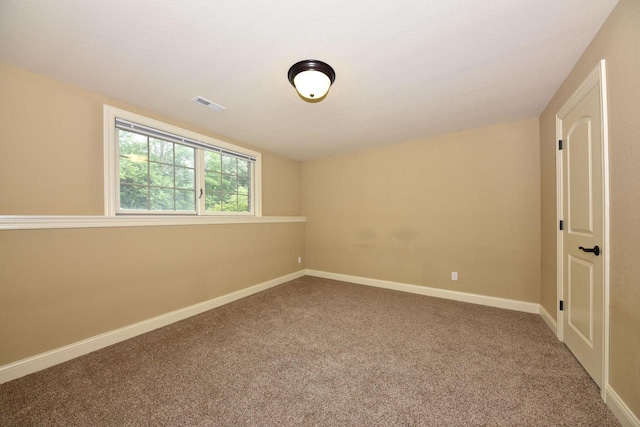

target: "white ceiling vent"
[191,96,226,113]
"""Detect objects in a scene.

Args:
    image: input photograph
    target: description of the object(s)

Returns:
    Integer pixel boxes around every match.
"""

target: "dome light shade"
[293,70,331,100]
[288,60,336,101]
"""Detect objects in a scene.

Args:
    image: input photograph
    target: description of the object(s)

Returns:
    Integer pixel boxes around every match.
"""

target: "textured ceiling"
[0,0,618,160]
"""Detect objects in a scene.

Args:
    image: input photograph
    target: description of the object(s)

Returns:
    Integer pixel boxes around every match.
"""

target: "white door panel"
[568,255,594,347]
[567,118,593,235]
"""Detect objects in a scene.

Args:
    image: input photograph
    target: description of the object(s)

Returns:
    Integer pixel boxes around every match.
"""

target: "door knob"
[578,245,600,256]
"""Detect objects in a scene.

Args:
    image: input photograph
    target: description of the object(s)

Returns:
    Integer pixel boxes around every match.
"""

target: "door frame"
[555,59,610,399]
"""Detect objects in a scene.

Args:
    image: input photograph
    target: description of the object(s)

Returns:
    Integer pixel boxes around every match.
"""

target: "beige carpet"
[0,276,619,426]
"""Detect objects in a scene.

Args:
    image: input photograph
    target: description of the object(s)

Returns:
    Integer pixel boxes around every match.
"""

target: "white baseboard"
[606,385,640,427]
[0,270,306,385]
[306,269,540,314]
[539,304,557,334]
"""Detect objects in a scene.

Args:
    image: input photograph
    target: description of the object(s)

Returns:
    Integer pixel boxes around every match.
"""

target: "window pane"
[176,167,195,189]
[120,157,148,186]
[205,151,221,172]
[150,187,174,210]
[238,175,249,195]
[222,155,237,174]
[205,171,221,194]
[149,138,173,164]
[120,185,148,210]
[176,189,195,211]
[238,195,249,212]
[238,159,249,176]
[119,130,148,161]
[222,194,238,212]
[205,192,223,212]
[149,163,174,188]
[222,174,237,193]
[175,144,194,168]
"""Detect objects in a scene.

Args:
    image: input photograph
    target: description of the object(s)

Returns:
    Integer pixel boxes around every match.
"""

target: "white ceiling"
[0,0,618,161]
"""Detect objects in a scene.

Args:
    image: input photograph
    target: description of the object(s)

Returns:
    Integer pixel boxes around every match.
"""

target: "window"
[104,106,261,216]
[118,128,196,212]
[203,150,252,213]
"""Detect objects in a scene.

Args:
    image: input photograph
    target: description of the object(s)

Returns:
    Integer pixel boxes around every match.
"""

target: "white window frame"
[104,105,262,217]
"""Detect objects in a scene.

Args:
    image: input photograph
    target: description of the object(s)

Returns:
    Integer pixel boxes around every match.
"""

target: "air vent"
[191,96,226,113]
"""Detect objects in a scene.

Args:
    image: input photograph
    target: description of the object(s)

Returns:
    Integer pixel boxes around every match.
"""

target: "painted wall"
[0,223,304,365]
[302,118,540,303]
[0,64,304,365]
[0,64,301,217]
[539,0,640,416]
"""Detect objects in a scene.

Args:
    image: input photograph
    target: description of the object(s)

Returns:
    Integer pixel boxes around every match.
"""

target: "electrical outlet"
[451,272,458,281]
[297,256,302,264]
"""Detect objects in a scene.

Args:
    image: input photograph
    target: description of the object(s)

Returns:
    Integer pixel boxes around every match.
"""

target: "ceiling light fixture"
[288,60,336,102]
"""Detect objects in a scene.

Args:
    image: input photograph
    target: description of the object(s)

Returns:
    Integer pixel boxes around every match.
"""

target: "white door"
[560,72,605,387]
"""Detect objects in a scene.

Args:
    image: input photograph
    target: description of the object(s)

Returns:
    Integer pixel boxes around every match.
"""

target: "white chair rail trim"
[0,215,306,230]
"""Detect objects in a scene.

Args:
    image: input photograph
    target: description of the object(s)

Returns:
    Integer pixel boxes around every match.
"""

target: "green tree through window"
[204,151,251,213]
[119,130,196,211]
[117,125,253,214]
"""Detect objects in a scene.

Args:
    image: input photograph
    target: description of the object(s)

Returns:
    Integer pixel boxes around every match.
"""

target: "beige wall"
[0,223,304,364]
[0,65,105,215]
[0,64,304,365]
[0,64,302,217]
[302,119,540,303]
[262,152,301,216]
[539,0,640,416]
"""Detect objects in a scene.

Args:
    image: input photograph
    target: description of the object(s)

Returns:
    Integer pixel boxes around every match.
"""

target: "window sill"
[0,215,306,231]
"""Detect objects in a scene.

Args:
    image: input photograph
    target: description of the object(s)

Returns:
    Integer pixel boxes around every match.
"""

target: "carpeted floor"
[0,276,619,426]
